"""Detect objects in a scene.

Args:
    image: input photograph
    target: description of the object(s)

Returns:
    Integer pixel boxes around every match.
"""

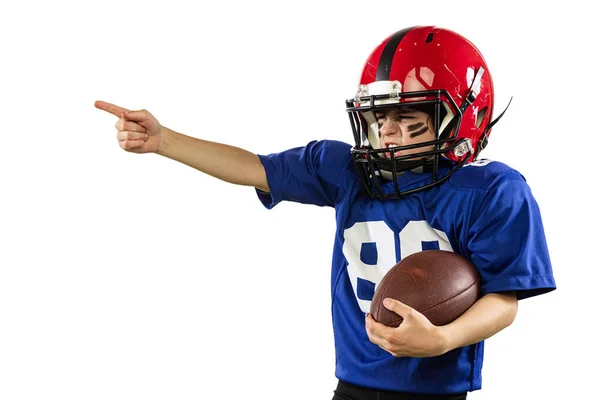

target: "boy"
[96,25,556,399]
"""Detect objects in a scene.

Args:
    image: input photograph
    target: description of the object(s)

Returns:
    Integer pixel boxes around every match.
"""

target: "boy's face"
[374,107,435,159]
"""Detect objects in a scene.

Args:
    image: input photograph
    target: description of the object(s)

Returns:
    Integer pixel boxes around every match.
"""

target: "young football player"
[96,25,556,399]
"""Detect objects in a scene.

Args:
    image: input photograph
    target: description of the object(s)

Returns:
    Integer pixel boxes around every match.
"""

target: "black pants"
[332,380,468,400]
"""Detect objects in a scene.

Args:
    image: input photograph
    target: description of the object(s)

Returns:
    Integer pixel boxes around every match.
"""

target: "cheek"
[419,124,436,142]
[406,131,435,145]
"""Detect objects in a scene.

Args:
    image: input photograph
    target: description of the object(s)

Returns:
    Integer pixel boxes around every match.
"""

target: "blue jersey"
[256,140,556,394]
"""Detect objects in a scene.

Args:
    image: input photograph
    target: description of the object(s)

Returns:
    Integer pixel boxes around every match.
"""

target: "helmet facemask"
[347,82,474,199]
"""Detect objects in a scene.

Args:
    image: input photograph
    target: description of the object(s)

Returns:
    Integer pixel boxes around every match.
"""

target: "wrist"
[436,325,455,355]
[156,126,174,155]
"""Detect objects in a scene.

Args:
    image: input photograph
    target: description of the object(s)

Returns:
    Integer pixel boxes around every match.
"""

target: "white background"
[1,1,597,399]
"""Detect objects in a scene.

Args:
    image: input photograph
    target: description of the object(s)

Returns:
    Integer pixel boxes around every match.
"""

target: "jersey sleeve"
[255,140,352,209]
[467,171,556,300]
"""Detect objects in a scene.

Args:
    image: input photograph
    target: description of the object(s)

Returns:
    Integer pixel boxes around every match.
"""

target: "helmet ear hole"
[476,107,489,128]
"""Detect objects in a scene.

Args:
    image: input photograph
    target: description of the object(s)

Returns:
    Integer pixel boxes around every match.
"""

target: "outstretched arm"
[95,101,269,192]
[157,127,269,192]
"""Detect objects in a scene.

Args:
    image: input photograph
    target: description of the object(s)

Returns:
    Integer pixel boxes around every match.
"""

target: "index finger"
[94,100,130,117]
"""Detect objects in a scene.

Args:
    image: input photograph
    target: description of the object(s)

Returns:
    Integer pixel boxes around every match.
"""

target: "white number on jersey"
[342,220,452,313]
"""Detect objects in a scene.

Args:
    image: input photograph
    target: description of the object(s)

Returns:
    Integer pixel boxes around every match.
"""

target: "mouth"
[383,143,400,159]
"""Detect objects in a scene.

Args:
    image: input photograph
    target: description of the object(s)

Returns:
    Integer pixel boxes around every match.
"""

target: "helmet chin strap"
[377,156,443,181]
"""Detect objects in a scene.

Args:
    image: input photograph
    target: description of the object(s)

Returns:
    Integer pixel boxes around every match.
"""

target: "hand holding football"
[370,250,480,327]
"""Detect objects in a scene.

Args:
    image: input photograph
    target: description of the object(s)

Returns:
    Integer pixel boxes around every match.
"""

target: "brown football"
[370,250,480,327]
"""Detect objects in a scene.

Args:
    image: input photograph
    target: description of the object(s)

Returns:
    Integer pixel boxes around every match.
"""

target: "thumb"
[122,109,152,124]
[383,298,413,317]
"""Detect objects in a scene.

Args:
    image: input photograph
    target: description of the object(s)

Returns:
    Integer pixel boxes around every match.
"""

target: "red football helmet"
[346,26,505,199]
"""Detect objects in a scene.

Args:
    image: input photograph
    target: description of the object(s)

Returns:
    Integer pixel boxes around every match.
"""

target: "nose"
[379,119,398,137]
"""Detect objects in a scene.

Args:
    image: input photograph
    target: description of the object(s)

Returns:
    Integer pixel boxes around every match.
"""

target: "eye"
[392,108,416,120]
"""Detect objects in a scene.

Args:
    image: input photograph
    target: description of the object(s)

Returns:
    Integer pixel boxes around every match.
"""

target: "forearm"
[156,127,269,192]
[439,291,517,353]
